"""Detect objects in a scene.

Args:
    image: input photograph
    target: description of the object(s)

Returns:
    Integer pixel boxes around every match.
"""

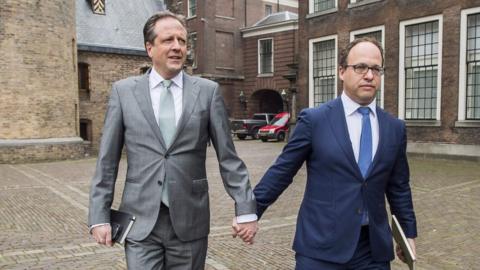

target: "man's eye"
[355,64,369,69]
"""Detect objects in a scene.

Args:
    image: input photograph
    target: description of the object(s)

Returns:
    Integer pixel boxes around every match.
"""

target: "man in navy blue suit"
[252,37,417,269]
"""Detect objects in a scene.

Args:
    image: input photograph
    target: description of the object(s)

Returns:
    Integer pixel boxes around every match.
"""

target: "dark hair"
[143,11,186,48]
[339,37,384,68]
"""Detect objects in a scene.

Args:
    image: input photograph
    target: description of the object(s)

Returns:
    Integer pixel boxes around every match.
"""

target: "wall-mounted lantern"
[239,90,247,110]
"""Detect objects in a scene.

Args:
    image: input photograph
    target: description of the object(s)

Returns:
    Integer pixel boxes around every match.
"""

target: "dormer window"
[91,0,105,15]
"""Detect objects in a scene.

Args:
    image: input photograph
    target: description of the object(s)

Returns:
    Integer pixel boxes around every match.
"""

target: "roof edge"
[77,43,148,56]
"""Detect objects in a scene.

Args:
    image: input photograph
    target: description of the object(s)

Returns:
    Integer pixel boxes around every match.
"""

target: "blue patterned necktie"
[357,106,372,225]
[158,79,175,207]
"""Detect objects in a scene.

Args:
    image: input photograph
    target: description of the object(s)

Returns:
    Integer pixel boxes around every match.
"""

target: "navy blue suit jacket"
[254,97,417,263]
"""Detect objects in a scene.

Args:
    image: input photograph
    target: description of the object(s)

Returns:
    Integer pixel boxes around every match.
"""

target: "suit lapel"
[368,107,388,174]
[326,98,362,179]
[168,73,200,149]
[132,71,167,148]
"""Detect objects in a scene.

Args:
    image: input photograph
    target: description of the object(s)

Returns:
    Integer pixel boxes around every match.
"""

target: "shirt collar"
[149,68,183,89]
[341,91,377,118]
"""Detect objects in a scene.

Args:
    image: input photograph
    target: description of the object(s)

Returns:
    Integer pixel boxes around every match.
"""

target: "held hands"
[396,238,416,263]
[231,217,258,245]
[91,224,114,247]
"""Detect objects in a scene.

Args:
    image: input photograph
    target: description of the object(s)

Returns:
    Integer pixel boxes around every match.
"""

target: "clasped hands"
[231,218,258,245]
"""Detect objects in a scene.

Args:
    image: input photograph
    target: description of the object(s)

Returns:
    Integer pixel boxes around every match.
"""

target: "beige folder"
[392,215,416,270]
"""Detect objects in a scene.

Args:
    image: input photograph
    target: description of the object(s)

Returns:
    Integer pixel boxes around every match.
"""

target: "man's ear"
[145,42,153,58]
[338,66,345,81]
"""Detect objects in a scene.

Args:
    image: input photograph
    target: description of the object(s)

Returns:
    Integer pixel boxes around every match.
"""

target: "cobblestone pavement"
[0,140,479,269]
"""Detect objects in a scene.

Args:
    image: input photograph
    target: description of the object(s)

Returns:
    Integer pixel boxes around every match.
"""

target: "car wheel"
[276,132,285,142]
[252,128,260,139]
[237,134,246,140]
[261,138,268,142]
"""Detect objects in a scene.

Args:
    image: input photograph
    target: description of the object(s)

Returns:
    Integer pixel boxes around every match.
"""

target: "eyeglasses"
[344,63,385,76]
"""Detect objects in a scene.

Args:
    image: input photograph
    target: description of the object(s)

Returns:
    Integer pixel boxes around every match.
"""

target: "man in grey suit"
[88,11,258,269]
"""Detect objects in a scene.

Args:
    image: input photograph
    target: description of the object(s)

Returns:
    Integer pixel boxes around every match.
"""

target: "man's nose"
[171,39,182,50]
[364,68,374,79]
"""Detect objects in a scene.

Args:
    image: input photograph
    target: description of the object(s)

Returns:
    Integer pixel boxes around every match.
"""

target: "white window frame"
[350,25,385,108]
[309,35,338,108]
[398,15,443,120]
[188,0,196,18]
[258,38,274,75]
[309,0,337,14]
[265,4,273,16]
[458,7,480,121]
[188,32,197,69]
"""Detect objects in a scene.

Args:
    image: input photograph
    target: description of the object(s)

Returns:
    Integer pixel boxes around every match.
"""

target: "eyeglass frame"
[343,63,385,76]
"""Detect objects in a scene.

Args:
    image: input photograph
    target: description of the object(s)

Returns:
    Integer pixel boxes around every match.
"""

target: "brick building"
[167,0,299,118]
[0,0,162,163]
[241,12,299,118]
[298,0,480,157]
[76,0,161,154]
[0,0,83,163]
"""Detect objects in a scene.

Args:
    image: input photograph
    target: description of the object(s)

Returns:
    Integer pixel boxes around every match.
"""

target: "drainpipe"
[245,0,247,27]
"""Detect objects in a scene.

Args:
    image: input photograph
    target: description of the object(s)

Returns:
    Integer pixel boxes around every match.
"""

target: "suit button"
[158,181,162,186]
[363,182,367,187]
[165,154,169,158]
[357,208,362,214]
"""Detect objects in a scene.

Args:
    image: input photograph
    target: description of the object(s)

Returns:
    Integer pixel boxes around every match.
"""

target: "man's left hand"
[232,218,258,245]
[396,238,416,263]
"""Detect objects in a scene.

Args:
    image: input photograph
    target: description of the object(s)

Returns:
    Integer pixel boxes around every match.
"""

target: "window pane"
[404,21,439,120]
[189,0,196,17]
[259,39,273,74]
[312,39,336,106]
[188,33,197,68]
[466,13,480,119]
[314,0,335,13]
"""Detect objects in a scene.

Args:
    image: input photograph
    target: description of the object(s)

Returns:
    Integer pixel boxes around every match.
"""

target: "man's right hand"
[91,224,113,246]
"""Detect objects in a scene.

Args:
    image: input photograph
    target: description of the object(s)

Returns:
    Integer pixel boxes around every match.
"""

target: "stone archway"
[250,89,284,114]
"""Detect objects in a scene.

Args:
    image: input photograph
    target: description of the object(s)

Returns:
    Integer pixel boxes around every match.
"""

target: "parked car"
[230,113,276,140]
[258,112,290,142]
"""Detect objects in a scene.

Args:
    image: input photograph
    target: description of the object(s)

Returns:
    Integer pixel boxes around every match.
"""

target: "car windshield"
[270,114,289,126]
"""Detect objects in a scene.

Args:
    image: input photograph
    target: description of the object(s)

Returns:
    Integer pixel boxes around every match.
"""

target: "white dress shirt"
[149,68,183,126]
[341,92,379,162]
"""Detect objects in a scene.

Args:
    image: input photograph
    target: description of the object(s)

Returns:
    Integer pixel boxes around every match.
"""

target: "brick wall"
[0,0,85,163]
[240,30,297,118]
[0,141,86,164]
[78,51,151,154]
[298,0,480,145]
[0,0,78,139]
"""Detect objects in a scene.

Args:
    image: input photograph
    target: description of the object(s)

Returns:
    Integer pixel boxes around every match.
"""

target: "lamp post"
[282,63,298,140]
[281,89,289,113]
[239,90,247,116]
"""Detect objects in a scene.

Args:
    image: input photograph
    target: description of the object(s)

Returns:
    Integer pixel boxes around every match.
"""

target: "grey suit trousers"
[125,206,208,270]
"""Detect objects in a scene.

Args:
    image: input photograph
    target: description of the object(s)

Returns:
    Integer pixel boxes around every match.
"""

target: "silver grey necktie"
[158,80,176,147]
[158,79,175,207]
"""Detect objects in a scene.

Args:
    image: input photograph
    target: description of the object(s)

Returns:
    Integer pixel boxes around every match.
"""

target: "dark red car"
[258,112,290,142]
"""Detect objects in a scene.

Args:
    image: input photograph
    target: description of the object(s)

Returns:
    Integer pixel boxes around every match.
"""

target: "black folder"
[110,209,136,244]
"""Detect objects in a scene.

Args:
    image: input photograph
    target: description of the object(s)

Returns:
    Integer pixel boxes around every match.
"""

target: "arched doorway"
[251,89,284,114]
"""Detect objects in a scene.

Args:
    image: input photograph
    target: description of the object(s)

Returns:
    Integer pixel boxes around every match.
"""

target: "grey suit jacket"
[88,70,256,242]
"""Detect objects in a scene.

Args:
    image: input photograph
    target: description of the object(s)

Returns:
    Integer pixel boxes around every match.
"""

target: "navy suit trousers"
[295,226,391,270]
